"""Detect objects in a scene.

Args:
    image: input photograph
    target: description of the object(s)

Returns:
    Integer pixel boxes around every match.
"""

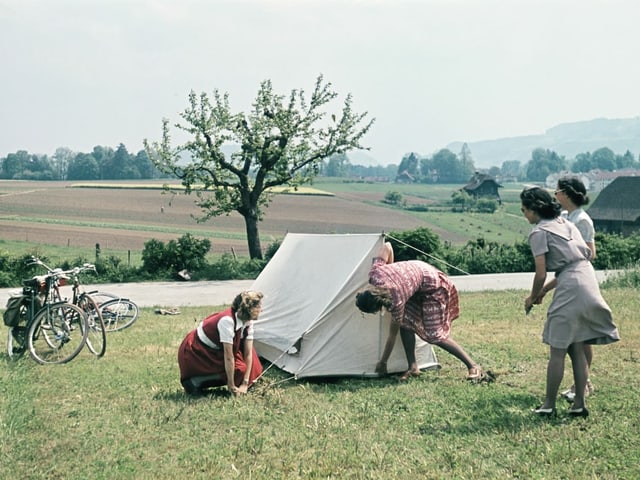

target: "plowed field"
[0,181,453,256]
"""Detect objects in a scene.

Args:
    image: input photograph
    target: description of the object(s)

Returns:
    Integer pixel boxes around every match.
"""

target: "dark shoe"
[532,405,557,416]
[568,406,589,418]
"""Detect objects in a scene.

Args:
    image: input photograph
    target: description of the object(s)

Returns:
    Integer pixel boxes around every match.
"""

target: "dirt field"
[0,180,448,256]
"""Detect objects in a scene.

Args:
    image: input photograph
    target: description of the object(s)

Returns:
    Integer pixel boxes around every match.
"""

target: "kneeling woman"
[178,291,264,396]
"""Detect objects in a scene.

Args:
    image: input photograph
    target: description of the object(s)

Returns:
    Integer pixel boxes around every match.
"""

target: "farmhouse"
[587,176,640,236]
[462,172,502,202]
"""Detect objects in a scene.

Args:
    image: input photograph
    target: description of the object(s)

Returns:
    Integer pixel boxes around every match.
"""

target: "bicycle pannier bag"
[3,295,24,327]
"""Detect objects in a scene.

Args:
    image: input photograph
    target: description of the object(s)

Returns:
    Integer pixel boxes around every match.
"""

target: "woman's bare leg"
[399,327,420,379]
[432,337,478,369]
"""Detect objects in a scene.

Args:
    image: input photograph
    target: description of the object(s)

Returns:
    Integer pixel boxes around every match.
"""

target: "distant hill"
[447,117,640,169]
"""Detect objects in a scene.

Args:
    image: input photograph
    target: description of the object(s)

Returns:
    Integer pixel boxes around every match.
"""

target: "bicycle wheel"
[27,303,88,365]
[78,294,107,357]
[89,291,119,306]
[6,303,28,359]
[99,298,139,332]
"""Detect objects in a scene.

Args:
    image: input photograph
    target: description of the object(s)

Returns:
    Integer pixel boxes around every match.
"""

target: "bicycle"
[29,258,108,358]
[5,258,88,364]
[96,296,139,332]
[64,264,108,357]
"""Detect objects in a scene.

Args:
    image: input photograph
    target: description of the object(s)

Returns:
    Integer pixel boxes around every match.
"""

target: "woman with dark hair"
[521,186,619,417]
[178,291,264,396]
[546,176,597,401]
[355,241,483,382]
[556,176,596,258]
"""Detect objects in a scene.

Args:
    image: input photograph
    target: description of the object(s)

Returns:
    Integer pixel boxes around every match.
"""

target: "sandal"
[399,370,421,382]
[466,365,483,381]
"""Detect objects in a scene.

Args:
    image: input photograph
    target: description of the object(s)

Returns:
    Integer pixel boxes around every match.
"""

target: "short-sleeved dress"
[368,258,459,343]
[528,218,620,349]
[178,307,263,388]
[563,208,595,244]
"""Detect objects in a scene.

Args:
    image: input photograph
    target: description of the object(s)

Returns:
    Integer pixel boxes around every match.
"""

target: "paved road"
[0,271,621,308]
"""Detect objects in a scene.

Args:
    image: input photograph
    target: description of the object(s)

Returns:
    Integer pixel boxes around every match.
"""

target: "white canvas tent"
[251,233,439,378]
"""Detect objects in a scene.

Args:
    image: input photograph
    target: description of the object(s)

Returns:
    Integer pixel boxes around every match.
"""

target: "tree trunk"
[244,213,263,260]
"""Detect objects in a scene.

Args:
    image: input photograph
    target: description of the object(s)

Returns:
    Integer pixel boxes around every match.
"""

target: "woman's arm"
[525,255,547,312]
[223,343,239,395]
[534,277,557,304]
[238,339,255,393]
[376,321,400,374]
[377,241,394,264]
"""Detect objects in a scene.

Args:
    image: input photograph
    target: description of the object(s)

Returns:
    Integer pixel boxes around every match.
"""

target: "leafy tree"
[616,150,636,169]
[134,149,156,179]
[458,143,476,179]
[592,147,615,171]
[571,152,592,173]
[68,153,100,180]
[397,152,420,179]
[53,147,75,180]
[488,166,501,178]
[324,153,351,177]
[501,160,521,179]
[525,148,566,181]
[431,148,466,183]
[145,75,373,259]
[1,150,32,178]
[111,143,134,179]
[92,145,115,179]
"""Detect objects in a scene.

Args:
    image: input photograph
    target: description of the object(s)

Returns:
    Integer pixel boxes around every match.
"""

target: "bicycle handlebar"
[27,257,97,280]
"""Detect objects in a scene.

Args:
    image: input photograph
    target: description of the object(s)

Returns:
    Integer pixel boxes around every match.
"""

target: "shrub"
[387,227,442,262]
[383,191,402,205]
[475,198,497,213]
[141,238,170,274]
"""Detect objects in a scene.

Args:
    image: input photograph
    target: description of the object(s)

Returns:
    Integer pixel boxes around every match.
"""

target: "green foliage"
[200,253,266,280]
[601,264,640,288]
[141,238,169,274]
[444,238,534,275]
[141,234,211,274]
[476,198,498,213]
[526,148,567,181]
[387,227,442,262]
[593,233,640,269]
[451,190,473,211]
[383,190,402,205]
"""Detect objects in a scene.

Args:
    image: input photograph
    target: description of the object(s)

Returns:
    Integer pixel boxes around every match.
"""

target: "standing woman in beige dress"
[521,187,619,418]
[554,176,597,401]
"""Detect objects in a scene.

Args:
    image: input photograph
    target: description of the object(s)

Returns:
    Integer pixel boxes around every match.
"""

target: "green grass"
[2,288,639,479]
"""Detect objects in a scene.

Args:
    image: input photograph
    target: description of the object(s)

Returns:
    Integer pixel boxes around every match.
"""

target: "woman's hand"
[524,296,534,314]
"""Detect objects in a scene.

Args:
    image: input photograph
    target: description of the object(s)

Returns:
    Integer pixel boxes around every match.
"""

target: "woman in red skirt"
[178,291,264,396]
[356,241,483,382]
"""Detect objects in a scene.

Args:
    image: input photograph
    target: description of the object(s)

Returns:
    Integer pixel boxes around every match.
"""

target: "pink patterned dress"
[368,259,460,343]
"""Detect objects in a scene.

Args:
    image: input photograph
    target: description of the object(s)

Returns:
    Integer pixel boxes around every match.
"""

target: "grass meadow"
[2,288,639,479]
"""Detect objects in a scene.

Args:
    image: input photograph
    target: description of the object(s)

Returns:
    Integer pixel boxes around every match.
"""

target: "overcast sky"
[1,0,639,165]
